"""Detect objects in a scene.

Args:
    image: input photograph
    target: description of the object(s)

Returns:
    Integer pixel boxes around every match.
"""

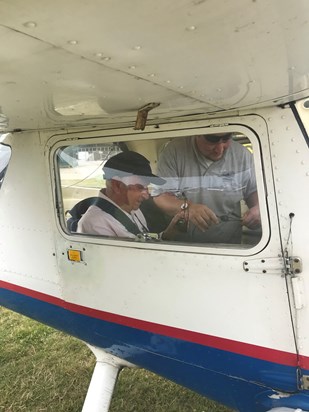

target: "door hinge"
[284,256,304,310]
[243,257,284,275]
[285,256,303,275]
[243,256,303,276]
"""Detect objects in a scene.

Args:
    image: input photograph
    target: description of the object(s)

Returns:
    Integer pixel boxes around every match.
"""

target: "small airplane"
[1,1,309,411]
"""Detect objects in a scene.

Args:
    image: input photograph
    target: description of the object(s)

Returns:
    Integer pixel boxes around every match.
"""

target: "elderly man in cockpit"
[77,150,182,240]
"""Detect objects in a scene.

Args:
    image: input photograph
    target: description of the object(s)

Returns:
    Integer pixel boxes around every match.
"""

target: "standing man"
[153,133,261,244]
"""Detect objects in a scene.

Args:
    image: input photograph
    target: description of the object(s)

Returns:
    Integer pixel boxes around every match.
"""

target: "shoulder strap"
[94,197,142,236]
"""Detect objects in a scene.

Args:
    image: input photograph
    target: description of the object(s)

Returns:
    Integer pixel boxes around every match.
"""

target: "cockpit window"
[55,131,263,249]
[57,143,121,212]
[0,143,11,188]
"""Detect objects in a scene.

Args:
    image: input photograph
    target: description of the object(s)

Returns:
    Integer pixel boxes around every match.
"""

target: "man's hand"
[242,205,261,229]
[188,203,219,232]
[162,211,186,240]
[153,194,218,232]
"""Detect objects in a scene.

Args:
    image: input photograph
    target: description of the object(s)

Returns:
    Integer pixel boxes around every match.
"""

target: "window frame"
[50,120,269,257]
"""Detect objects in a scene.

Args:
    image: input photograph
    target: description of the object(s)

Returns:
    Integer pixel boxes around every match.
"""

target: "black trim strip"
[289,101,309,148]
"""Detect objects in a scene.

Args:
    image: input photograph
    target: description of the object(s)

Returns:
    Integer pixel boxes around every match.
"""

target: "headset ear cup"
[66,217,79,233]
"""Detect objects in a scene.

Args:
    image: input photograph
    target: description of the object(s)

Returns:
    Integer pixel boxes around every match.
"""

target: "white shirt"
[77,191,148,238]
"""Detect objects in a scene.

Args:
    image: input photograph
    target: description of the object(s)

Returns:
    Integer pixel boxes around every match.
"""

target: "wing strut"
[82,344,136,412]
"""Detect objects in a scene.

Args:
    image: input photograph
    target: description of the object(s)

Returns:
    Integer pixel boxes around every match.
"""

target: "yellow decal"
[67,249,82,262]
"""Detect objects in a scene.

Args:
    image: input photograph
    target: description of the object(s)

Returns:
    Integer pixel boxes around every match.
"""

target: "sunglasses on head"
[203,134,232,143]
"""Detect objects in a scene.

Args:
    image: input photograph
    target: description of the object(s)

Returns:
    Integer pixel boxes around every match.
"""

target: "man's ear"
[111,179,124,194]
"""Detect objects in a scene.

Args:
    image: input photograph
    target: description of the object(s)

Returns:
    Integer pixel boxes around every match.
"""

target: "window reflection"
[57,133,262,247]
[0,144,11,188]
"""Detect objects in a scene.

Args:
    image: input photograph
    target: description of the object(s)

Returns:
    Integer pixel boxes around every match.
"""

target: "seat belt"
[94,197,143,236]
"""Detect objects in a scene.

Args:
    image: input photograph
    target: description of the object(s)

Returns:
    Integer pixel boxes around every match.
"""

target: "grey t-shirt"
[155,137,257,244]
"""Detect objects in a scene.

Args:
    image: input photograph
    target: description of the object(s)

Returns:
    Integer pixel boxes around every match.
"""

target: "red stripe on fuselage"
[0,280,302,368]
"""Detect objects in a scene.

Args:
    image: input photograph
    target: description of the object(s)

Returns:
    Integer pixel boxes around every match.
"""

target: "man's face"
[195,134,232,161]
[125,183,149,211]
[116,176,149,212]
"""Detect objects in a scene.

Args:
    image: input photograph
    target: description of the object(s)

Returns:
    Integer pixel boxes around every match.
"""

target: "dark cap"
[103,151,165,185]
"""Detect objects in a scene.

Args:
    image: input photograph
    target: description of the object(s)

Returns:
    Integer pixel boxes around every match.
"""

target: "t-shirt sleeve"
[151,141,182,196]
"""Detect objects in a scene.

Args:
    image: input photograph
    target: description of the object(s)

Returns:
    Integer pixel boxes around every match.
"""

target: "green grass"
[0,307,233,412]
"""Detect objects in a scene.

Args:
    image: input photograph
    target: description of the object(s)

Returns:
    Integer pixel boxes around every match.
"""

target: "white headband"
[111,175,148,186]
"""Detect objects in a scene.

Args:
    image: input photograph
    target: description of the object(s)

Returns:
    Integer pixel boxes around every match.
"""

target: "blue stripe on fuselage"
[0,286,304,412]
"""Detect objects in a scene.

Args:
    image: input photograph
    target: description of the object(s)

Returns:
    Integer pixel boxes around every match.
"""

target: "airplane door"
[51,111,300,410]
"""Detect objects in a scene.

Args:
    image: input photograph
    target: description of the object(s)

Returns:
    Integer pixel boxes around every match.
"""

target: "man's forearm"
[153,193,184,216]
[246,191,259,209]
